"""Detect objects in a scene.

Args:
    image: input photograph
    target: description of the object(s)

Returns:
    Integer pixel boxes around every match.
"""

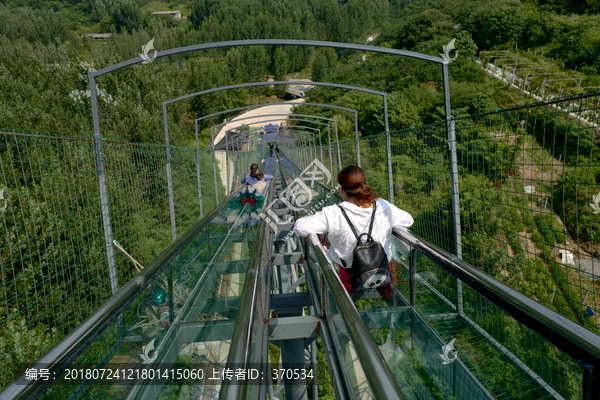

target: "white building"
[152,11,181,19]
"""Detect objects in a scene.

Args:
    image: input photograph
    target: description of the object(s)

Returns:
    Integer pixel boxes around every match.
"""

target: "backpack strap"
[368,202,377,236]
[337,205,359,240]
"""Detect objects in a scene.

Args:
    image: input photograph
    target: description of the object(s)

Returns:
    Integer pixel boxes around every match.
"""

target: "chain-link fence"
[286,91,600,337]
[0,129,265,390]
[392,91,600,335]
[283,92,600,399]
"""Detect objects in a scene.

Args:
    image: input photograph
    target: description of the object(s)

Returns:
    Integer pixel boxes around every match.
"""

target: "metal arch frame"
[224,120,325,155]
[226,129,308,187]
[200,102,357,204]
[223,120,324,159]
[178,80,390,169]
[220,120,331,194]
[87,40,459,380]
[89,40,445,80]
[228,127,317,188]
[209,108,351,171]
[167,81,389,214]
[276,125,320,165]
[212,113,338,174]
[226,127,318,194]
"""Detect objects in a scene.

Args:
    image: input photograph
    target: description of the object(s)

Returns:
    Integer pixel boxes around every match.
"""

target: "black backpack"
[337,203,393,291]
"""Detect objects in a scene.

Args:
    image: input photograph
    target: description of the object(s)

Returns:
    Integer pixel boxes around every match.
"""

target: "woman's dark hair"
[337,166,377,207]
[250,163,259,176]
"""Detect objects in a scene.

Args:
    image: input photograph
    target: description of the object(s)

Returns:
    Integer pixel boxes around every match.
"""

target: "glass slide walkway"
[2,150,600,400]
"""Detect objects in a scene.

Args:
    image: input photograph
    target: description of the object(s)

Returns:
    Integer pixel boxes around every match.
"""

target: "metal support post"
[163,104,177,242]
[317,130,322,163]
[302,137,308,169]
[582,363,600,400]
[355,112,360,167]
[327,125,333,177]
[210,127,220,205]
[90,76,118,295]
[310,306,318,400]
[334,121,342,171]
[236,147,241,187]
[225,134,230,196]
[194,121,204,218]
[301,137,306,168]
[312,132,317,162]
[442,63,463,313]
[409,248,417,307]
[280,339,308,400]
[384,94,394,204]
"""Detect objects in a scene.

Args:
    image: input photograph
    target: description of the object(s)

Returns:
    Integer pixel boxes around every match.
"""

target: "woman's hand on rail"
[318,233,330,250]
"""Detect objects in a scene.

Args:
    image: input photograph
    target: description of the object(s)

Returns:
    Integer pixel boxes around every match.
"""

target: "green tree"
[312,48,338,83]
[400,9,455,49]
[455,30,478,57]
[468,3,526,48]
[272,47,289,96]
[189,0,219,28]
[112,0,141,33]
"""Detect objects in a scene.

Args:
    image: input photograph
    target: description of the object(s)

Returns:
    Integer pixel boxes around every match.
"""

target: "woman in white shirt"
[294,166,414,294]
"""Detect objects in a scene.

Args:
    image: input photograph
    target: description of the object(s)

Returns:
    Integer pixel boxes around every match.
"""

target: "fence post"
[409,247,417,307]
[225,134,230,196]
[327,125,333,178]
[335,121,342,171]
[163,104,177,242]
[319,129,324,167]
[384,94,394,204]
[89,75,118,294]
[194,121,204,218]
[442,63,463,313]
[355,112,360,168]
[210,127,220,205]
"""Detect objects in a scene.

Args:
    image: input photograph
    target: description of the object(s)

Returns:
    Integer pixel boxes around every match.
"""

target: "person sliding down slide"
[241,163,273,185]
[294,165,413,297]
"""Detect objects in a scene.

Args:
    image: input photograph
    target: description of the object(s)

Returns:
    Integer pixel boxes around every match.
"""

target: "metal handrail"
[312,174,600,365]
[307,234,407,400]
[392,230,600,389]
[219,158,275,400]
[0,183,250,400]
[273,151,406,399]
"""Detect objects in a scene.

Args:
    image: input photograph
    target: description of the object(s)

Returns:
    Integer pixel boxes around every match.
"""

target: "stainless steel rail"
[218,166,275,400]
[393,229,600,398]
[308,234,407,400]
[0,184,249,400]
[275,150,407,399]
[304,167,600,398]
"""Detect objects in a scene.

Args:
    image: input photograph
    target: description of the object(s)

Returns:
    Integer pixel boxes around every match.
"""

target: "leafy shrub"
[533,228,545,245]
[534,213,565,244]
[510,206,525,232]
[514,180,524,193]
[550,261,582,323]
[508,232,524,257]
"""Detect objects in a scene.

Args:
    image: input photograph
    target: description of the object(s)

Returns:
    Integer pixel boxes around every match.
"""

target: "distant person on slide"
[241,163,273,185]
[252,173,269,196]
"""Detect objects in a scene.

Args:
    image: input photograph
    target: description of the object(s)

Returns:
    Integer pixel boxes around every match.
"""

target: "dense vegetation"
[1,0,599,397]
